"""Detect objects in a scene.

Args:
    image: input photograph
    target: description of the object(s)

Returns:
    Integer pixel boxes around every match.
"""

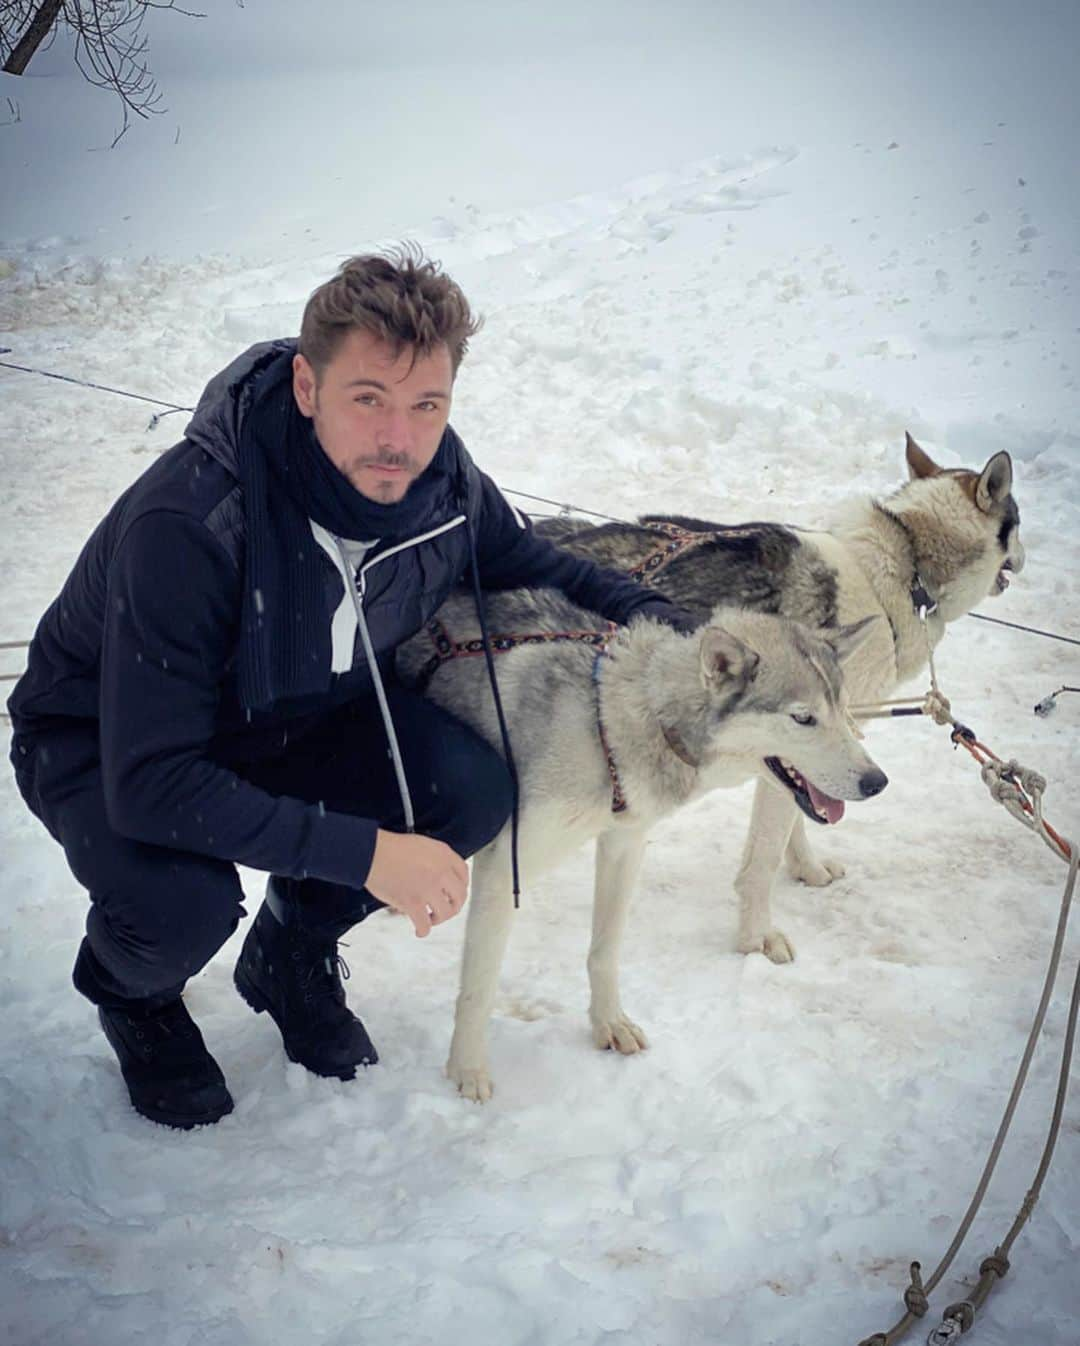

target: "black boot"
[98,999,234,1129]
[233,881,378,1079]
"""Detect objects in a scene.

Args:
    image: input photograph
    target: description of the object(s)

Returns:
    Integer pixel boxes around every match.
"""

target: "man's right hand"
[364,830,470,938]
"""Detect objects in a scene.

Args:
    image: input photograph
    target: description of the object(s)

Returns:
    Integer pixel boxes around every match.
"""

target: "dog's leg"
[588,827,650,1054]
[735,779,798,963]
[446,842,514,1103]
[784,814,846,887]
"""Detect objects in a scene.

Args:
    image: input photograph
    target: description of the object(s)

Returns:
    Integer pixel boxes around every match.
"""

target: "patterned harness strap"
[628,519,762,585]
[419,616,628,814]
[590,647,628,814]
[627,521,716,584]
[417,617,615,690]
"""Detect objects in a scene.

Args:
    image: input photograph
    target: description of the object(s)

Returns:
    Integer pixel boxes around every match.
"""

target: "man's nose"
[377,409,412,449]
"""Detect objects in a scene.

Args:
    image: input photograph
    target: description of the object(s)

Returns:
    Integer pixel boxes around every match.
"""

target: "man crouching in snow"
[8,248,693,1129]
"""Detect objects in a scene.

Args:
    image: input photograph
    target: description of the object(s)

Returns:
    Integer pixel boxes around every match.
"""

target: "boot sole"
[98,1011,234,1129]
[135,1095,235,1129]
[233,963,363,1081]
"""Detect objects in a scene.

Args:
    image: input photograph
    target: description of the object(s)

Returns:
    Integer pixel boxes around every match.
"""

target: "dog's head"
[692,613,887,825]
[897,433,1025,619]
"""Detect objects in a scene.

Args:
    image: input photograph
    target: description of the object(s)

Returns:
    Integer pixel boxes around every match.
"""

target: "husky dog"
[534,434,1026,963]
[398,591,886,1100]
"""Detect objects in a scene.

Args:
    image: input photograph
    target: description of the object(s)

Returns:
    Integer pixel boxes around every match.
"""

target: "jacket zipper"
[356,514,467,586]
[333,535,416,832]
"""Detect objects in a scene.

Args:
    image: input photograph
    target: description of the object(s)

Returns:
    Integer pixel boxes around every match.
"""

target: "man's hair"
[299,245,482,380]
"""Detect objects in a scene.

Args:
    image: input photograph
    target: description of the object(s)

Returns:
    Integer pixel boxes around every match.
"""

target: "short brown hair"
[299,245,482,379]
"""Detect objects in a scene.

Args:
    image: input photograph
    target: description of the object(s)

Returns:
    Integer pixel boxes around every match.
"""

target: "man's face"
[292,328,453,505]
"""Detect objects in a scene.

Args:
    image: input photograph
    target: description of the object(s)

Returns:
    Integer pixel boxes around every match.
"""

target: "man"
[8,249,691,1130]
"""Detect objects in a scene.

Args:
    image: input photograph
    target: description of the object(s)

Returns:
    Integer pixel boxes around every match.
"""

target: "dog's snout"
[859,768,888,799]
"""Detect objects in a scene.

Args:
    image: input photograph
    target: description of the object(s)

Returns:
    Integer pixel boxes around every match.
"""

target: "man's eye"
[416,400,438,412]
[355,394,378,406]
[791,711,816,726]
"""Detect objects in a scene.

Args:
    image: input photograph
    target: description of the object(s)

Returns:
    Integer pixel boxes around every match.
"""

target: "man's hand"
[635,599,701,634]
[364,830,470,938]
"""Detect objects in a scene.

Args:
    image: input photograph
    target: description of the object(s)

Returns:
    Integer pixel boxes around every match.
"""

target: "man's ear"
[975,451,1014,513]
[293,353,318,418]
[905,431,941,480]
[699,626,759,687]
[827,616,879,665]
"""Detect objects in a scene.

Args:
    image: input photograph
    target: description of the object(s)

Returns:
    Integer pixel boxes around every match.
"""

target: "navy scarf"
[237,351,459,709]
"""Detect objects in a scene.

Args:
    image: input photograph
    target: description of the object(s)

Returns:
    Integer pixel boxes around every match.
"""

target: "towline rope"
[854,612,1076,1346]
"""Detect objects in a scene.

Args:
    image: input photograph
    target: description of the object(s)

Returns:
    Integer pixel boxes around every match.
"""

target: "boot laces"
[294,939,351,1010]
[125,1002,198,1059]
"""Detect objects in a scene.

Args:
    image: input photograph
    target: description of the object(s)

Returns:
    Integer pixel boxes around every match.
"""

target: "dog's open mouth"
[993,558,1015,595]
[765,756,845,825]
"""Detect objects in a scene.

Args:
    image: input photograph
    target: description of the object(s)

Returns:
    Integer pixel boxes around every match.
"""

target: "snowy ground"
[2,4,1079,1344]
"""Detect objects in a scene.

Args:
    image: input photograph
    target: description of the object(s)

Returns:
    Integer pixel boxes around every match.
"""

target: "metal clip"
[911,576,939,618]
[146,405,187,433]
[1034,685,1079,718]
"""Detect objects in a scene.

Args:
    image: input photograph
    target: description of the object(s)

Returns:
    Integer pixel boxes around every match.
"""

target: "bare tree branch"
[2,0,64,74]
[1,1,206,139]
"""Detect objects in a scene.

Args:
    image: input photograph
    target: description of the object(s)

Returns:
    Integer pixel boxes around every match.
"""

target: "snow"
[2,3,1079,1343]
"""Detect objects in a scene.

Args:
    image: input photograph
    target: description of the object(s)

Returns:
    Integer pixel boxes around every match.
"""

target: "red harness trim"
[591,646,627,813]
[626,521,716,583]
[418,618,616,687]
[420,617,628,813]
[628,519,763,585]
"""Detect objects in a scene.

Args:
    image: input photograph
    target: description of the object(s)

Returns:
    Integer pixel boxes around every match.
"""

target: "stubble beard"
[348,457,415,503]
[312,403,415,503]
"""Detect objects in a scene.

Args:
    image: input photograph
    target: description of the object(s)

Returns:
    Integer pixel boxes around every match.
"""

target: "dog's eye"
[791,711,816,726]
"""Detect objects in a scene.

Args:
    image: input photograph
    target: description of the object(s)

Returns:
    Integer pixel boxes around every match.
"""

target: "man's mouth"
[764,756,845,825]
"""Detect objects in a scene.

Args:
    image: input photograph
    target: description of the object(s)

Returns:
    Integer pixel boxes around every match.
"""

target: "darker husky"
[534,434,1025,962]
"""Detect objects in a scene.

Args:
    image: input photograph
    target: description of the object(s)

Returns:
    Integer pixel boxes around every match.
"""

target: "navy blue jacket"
[8,341,680,890]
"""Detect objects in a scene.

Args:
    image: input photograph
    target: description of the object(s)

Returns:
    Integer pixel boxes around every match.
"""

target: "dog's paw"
[737,929,796,964]
[446,1060,494,1103]
[591,1015,649,1054]
[786,854,846,887]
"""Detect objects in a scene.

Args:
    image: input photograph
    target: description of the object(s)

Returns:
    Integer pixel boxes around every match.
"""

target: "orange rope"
[950,728,1072,862]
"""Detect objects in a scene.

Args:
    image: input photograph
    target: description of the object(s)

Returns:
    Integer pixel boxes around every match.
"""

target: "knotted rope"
[856,612,1076,1346]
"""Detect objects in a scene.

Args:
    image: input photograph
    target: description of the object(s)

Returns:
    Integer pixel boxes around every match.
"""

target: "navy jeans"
[12,687,512,1009]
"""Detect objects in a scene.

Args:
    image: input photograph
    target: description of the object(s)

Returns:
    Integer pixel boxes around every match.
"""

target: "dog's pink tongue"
[806,780,845,824]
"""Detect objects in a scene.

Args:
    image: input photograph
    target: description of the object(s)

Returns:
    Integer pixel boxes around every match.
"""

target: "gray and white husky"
[534,434,1026,964]
[398,591,886,1100]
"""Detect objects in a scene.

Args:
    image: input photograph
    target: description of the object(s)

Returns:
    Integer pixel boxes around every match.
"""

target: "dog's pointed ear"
[699,626,759,686]
[905,432,941,480]
[828,616,878,665]
[975,450,1013,513]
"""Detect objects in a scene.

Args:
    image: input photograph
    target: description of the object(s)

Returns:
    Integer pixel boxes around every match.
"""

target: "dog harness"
[634,516,940,661]
[590,647,628,813]
[626,519,764,584]
[418,617,630,814]
[413,521,732,819]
